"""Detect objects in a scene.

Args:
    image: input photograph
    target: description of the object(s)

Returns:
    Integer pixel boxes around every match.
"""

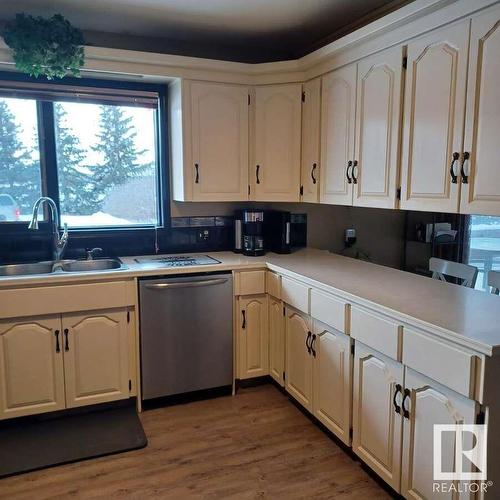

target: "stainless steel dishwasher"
[139,273,233,401]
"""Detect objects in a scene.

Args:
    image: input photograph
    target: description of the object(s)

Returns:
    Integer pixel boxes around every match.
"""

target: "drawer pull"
[352,160,358,184]
[194,163,200,183]
[402,388,411,419]
[449,152,459,183]
[54,330,60,353]
[241,310,246,330]
[393,384,402,414]
[346,160,353,184]
[305,331,312,354]
[311,333,317,358]
[311,163,317,184]
[256,164,261,184]
[64,328,70,352]
[460,151,470,184]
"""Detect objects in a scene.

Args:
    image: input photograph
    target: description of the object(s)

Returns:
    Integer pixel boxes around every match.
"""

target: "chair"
[488,270,500,295]
[429,258,478,288]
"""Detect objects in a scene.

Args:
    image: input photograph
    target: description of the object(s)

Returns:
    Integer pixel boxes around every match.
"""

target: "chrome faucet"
[28,197,69,261]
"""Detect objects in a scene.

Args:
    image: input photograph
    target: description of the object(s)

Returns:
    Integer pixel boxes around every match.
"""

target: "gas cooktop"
[134,254,221,267]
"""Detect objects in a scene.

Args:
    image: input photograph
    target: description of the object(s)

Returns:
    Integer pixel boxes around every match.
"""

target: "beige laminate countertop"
[1,248,499,356]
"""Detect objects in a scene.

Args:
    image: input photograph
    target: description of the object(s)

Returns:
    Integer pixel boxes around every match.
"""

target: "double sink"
[0,259,126,277]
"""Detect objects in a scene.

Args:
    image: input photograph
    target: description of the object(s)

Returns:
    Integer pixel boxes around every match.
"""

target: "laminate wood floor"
[0,385,392,499]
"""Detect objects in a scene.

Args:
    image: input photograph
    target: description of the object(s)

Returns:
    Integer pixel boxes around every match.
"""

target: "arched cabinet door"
[352,342,404,493]
[62,309,129,408]
[238,295,269,379]
[0,316,65,419]
[461,7,500,215]
[401,368,478,500]
[400,21,470,213]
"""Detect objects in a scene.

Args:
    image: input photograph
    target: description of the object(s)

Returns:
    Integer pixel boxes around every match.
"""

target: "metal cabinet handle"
[194,163,200,183]
[305,331,312,354]
[352,160,358,184]
[393,383,402,414]
[311,163,317,184]
[64,328,69,352]
[449,152,459,184]
[346,160,353,184]
[402,388,411,419]
[256,165,261,184]
[144,278,228,290]
[54,330,60,353]
[461,151,470,184]
[241,310,246,330]
[311,334,317,357]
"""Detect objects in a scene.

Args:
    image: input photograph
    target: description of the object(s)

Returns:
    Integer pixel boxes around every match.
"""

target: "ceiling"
[0,0,411,63]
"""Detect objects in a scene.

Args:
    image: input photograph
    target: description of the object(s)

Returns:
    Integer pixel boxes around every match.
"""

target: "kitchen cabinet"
[238,296,269,379]
[253,84,302,201]
[63,309,130,408]
[312,321,352,445]
[400,21,470,213]
[461,5,500,216]
[353,46,403,209]
[401,368,478,500]
[269,296,285,386]
[285,307,313,411]
[352,341,404,492]
[190,81,249,201]
[320,64,357,206]
[0,316,65,419]
[301,78,321,203]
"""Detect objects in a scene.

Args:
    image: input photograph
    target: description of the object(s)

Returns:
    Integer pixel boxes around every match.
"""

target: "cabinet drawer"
[403,329,476,399]
[281,276,309,314]
[310,288,348,334]
[350,306,401,360]
[266,272,281,299]
[234,270,266,296]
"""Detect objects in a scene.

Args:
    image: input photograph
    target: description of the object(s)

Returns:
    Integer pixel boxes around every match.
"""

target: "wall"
[171,200,406,269]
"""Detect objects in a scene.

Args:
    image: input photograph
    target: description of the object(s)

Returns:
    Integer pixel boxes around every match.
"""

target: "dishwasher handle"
[143,278,229,290]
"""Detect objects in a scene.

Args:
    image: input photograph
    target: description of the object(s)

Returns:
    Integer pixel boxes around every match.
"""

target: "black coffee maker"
[236,209,265,256]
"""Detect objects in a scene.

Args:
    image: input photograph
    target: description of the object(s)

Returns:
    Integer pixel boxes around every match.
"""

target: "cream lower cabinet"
[352,341,404,492]
[312,321,352,445]
[238,295,269,379]
[285,306,313,411]
[63,309,130,408]
[269,296,285,386]
[401,368,478,500]
[0,316,66,419]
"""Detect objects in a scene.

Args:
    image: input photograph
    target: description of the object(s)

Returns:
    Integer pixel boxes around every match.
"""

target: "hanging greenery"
[3,13,85,79]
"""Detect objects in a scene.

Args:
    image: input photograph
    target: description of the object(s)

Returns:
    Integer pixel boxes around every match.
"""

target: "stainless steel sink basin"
[60,259,125,272]
[0,262,56,276]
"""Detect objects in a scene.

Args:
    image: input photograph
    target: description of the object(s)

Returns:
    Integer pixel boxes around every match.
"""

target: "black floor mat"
[0,403,147,478]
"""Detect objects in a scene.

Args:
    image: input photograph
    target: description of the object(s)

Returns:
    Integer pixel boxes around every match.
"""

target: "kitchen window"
[0,73,166,230]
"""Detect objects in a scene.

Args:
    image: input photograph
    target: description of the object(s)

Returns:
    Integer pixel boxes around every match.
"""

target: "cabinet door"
[63,309,129,408]
[461,6,500,215]
[353,342,404,492]
[312,321,352,445]
[238,296,269,379]
[269,296,285,386]
[401,368,478,500]
[320,64,357,206]
[400,21,470,213]
[301,78,321,203]
[285,307,313,411]
[0,316,65,419]
[354,46,403,209]
[190,81,249,201]
[254,84,302,201]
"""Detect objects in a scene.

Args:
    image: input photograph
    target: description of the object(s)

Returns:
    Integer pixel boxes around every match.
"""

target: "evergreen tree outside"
[0,98,40,214]
[54,103,96,215]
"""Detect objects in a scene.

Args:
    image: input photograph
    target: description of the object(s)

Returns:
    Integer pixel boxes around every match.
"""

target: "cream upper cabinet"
[63,309,130,408]
[400,21,470,213]
[461,6,500,215]
[285,307,313,411]
[301,78,321,203]
[0,316,65,420]
[354,46,404,209]
[352,341,404,492]
[190,81,249,201]
[320,64,357,206]
[253,84,302,201]
[238,296,269,379]
[401,368,478,500]
[269,296,285,386]
[312,321,352,445]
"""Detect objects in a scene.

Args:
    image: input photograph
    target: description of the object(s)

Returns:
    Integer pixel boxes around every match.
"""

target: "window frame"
[0,71,170,244]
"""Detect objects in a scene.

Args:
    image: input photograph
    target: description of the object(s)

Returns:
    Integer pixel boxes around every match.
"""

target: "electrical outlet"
[196,229,210,242]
